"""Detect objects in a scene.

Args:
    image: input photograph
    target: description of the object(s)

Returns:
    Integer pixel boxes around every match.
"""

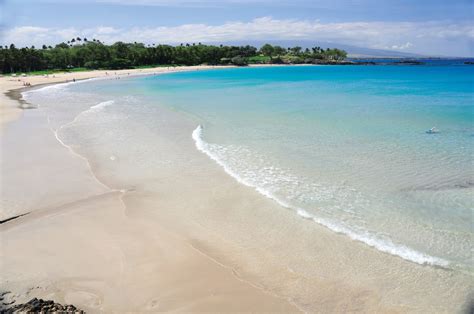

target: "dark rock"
[392,60,424,65]
[2,297,84,313]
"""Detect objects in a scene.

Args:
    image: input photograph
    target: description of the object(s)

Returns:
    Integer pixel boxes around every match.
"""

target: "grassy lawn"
[132,64,177,69]
[248,55,272,63]
[4,65,183,76]
[6,67,90,76]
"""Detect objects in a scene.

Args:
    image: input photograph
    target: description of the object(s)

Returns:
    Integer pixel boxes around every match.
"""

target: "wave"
[192,125,449,268]
[88,100,115,112]
[53,100,115,130]
[22,77,100,102]
[49,100,116,192]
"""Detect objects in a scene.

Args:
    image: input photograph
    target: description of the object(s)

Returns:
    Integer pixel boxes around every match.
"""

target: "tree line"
[0,38,348,74]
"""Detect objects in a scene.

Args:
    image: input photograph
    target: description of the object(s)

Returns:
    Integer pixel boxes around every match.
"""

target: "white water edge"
[192,124,450,268]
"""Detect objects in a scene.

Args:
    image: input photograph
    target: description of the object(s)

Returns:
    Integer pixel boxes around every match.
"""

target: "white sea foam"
[56,100,115,129]
[88,100,115,112]
[22,77,100,102]
[47,100,116,192]
[192,125,450,267]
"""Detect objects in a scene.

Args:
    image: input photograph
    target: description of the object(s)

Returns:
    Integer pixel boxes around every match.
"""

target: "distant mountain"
[210,40,426,58]
[314,42,425,58]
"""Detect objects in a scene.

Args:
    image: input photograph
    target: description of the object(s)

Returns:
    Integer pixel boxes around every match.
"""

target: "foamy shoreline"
[1,66,472,312]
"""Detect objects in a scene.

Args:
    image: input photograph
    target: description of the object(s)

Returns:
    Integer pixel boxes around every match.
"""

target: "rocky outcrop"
[1,298,84,313]
[392,60,425,65]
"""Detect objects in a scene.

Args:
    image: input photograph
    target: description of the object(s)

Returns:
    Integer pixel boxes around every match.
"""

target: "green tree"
[259,44,274,56]
[230,55,248,66]
[0,38,346,74]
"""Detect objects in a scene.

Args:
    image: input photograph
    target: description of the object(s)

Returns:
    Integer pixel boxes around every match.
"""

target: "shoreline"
[0,64,305,312]
[191,126,451,269]
[0,64,285,221]
[0,64,292,134]
[1,66,473,312]
[0,66,216,133]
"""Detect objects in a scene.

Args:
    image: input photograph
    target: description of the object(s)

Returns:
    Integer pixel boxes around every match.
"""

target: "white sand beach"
[1,67,472,313]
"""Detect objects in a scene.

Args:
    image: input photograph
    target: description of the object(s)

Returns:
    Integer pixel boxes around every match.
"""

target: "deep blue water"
[348,58,474,66]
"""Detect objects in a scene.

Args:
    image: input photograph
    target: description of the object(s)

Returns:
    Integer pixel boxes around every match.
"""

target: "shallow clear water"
[26,64,474,271]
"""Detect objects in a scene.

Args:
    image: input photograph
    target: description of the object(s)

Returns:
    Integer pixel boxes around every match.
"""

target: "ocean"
[24,63,474,273]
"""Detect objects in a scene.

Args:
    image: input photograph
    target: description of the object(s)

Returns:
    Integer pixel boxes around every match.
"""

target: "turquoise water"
[141,65,473,270]
[28,65,474,271]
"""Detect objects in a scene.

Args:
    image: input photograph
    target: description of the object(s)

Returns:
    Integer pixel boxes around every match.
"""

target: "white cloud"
[93,0,298,7]
[29,0,292,8]
[388,42,413,50]
[1,17,473,56]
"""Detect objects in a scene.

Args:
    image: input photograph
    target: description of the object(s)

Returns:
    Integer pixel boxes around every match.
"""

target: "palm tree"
[290,46,302,55]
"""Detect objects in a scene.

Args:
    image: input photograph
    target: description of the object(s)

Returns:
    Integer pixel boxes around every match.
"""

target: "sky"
[0,0,473,57]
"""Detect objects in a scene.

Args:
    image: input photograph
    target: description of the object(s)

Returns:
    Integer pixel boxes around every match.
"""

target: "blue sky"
[1,0,473,56]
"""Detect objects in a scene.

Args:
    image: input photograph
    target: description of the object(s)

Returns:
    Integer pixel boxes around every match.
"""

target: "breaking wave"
[192,125,449,268]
